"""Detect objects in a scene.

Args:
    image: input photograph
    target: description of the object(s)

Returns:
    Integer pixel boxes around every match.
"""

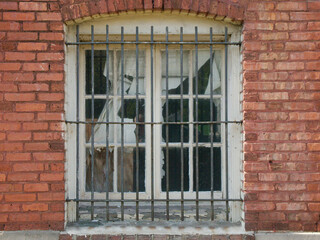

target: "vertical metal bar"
[105,25,110,221]
[224,27,229,222]
[165,26,169,221]
[75,25,80,222]
[90,25,95,220]
[120,26,125,221]
[150,26,155,221]
[195,26,199,221]
[180,27,184,221]
[209,27,214,221]
[135,26,140,221]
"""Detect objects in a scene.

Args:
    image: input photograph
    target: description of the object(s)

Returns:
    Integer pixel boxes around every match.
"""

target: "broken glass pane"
[193,147,221,191]
[161,147,189,192]
[161,99,189,143]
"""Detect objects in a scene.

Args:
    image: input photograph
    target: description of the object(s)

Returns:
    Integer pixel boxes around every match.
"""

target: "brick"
[0,143,23,152]
[0,2,18,10]
[276,183,306,191]
[5,52,36,61]
[276,143,306,152]
[19,2,47,11]
[245,23,273,31]
[37,53,64,61]
[33,132,63,141]
[49,22,63,31]
[24,183,48,192]
[258,173,288,182]
[0,123,20,131]
[13,163,44,172]
[16,103,46,112]
[3,12,35,21]
[290,173,320,181]
[25,142,49,151]
[4,113,34,122]
[19,83,49,92]
[5,93,35,102]
[23,122,48,131]
[40,173,63,182]
[23,63,49,72]
[276,203,307,211]
[289,112,320,121]
[247,2,274,11]
[290,193,320,202]
[259,52,288,61]
[23,22,47,31]
[245,202,275,211]
[3,73,34,82]
[37,12,62,21]
[0,204,20,213]
[259,92,288,101]
[0,63,21,71]
[7,32,38,41]
[9,213,40,222]
[17,43,47,51]
[259,212,286,221]
[243,42,267,51]
[6,153,31,162]
[290,12,320,21]
[259,193,289,201]
[38,192,64,201]
[259,32,288,41]
[37,113,64,121]
[275,62,304,71]
[7,173,38,182]
[308,143,320,152]
[8,132,32,141]
[22,203,48,212]
[33,152,64,161]
[36,73,63,81]
[244,182,274,191]
[290,32,320,41]
[276,2,307,11]
[39,33,64,41]
[42,212,64,221]
[38,93,64,101]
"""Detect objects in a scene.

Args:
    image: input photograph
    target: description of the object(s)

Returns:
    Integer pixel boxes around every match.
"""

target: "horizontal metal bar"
[66,198,242,202]
[65,120,243,125]
[66,41,241,46]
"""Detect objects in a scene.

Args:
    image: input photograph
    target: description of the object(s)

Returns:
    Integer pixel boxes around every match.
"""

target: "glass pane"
[116,50,146,95]
[116,99,145,143]
[161,50,189,95]
[193,147,221,191]
[161,99,189,143]
[117,147,145,192]
[86,50,114,95]
[161,148,189,192]
[193,50,222,95]
[194,99,221,143]
[86,147,114,192]
[86,99,119,144]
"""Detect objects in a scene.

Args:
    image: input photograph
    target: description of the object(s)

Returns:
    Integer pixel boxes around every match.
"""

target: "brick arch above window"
[60,0,245,24]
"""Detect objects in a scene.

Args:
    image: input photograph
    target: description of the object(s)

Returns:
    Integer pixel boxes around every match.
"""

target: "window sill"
[65,221,246,236]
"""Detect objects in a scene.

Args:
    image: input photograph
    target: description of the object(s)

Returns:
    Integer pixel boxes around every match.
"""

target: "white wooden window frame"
[65,13,242,222]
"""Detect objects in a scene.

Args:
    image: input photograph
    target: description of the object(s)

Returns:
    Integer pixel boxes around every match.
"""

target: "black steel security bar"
[69,25,241,222]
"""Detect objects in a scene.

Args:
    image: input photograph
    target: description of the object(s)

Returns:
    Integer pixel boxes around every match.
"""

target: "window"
[65,14,242,223]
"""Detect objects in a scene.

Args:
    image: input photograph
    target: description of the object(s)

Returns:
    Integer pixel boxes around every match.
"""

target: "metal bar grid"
[70,24,241,223]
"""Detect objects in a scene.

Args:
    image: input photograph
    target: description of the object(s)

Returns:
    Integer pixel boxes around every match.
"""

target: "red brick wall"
[243,0,320,232]
[0,0,65,231]
[0,0,320,233]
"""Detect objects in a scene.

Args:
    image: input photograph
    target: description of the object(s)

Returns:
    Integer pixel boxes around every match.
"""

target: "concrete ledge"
[256,233,320,240]
[0,231,59,240]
